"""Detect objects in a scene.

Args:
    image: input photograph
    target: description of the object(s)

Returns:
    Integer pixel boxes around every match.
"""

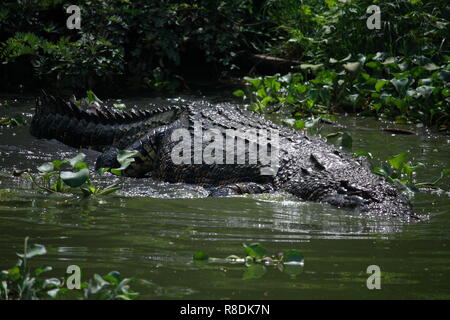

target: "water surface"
[0,94,449,299]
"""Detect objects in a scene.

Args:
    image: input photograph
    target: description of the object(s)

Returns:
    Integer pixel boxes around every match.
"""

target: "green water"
[0,95,449,299]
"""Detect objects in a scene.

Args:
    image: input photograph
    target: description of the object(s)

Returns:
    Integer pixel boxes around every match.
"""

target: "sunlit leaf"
[60,168,89,188]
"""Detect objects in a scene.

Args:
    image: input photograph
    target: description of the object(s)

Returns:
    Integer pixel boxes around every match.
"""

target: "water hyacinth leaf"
[244,77,261,88]
[98,184,122,196]
[43,278,61,289]
[389,153,407,170]
[17,244,46,259]
[353,150,373,159]
[295,120,305,130]
[233,89,245,98]
[424,63,439,71]
[343,62,361,72]
[113,103,126,111]
[35,266,52,276]
[373,166,391,179]
[243,243,267,259]
[382,57,396,65]
[74,162,89,171]
[37,162,54,173]
[375,79,389,92]
[193,252,209,261]
[415,86,435,99]
[50,160,67,170]
[391,78,411,96]
[60,168,89,188]
[110,150,140,175]
[66,153,86,167]
[86,90,103,104]
[300,63,323,71]
[283,249,304,263]
[242,264,266,280]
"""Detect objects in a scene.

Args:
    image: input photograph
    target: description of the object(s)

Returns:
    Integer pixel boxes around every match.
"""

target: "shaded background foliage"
[0,0,448,126]
[0,0,274,92]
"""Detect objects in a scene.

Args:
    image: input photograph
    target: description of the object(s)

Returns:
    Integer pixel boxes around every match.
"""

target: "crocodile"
[30,93,419,220]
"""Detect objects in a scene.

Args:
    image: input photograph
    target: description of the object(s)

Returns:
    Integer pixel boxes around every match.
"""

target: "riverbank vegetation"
[0,0,448,127]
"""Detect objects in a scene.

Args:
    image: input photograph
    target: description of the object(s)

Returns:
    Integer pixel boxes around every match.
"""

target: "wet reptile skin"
[30,93,419,220]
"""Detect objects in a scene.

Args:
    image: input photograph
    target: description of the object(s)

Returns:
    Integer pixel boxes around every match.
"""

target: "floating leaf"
[353,150,373,159]
[110,150,140,175]
[283,249,304,263]
[60,168,89,188]
[193,252,209,261]
[343,62,361,72]
[233,90,245,98]
[66,153,86,167]
[17,244,46,259]
[243,243,267,259]
[389,153,407,170]
[37,162,54,173]
[391,78,411,96]
[242,264,266,280]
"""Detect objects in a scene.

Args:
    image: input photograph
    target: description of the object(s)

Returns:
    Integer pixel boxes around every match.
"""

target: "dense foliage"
[0,0,448,126]
[0,0,273,91]
[235,0,449,127]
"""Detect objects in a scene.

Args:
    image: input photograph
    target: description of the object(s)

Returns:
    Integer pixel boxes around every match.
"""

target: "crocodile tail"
[30,92,162,151]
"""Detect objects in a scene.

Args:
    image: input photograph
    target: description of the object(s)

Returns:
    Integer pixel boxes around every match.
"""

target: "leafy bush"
[0,0,275,90]
[16,151,138,196]
[236,53,449,127]
[0,237,139,300]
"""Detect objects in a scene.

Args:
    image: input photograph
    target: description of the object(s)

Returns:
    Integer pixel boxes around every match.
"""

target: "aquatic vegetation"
[193,244,304,280]
[0,114,26,127]
[194,243,304,266]
[14,151,138,196]
[235,54,449,128]
[0,237,139,300]
[352,151,450,195]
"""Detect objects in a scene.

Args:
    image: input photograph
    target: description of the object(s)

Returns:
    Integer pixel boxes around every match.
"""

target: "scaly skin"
[30,93,419,220]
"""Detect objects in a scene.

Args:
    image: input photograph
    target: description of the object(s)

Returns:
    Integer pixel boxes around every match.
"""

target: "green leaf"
[35,266,52,276]
[110,150,140,175]
[294,120,305,130]
[86,91,103,104]
[74,162,89,171]
[66,153,86,167]
[353,150,373,159]
[193,252,209,261]
[113,103,126,111]
[98,184,122,195]
[51,160,67,171]
[243,243,267,259]
[375,79,389,92]
[343,62,361,72]
[60,168,90,188]
[391,78,411,96]
[283,249,304,263]
[17,244,46,259]
[389,153,407,170]
[37,162,54,173]
[233,90,245,98]
[242,264,266,280]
